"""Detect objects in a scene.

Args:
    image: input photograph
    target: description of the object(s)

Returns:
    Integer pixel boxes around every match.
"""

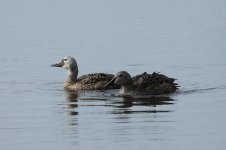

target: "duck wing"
[77,73,119,90]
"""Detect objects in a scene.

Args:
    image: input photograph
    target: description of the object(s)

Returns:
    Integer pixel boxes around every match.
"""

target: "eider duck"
[105,71,178,96]
[51,56,119,90]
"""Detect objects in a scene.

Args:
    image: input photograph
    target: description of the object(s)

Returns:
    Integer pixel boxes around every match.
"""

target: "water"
[1,0,226,149]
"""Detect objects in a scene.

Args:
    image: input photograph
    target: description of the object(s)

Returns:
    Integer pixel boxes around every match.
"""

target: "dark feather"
[132,72,178,94]
[77,73,119,90]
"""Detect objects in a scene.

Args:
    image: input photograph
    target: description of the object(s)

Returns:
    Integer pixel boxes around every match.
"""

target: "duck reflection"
[58,90,79,140]
[64,90,79,116]
[111,96,175,114]
[116,96,174,108]
[110,96,175,140]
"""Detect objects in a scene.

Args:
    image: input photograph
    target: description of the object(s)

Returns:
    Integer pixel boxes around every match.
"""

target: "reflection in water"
[109,96,175,120]
[111,96,174,111]
[64,90,175,116]
[110,96,175,140]
[65,90,78,102]
[61,90,79,141]
[64,90,79,127]
[64,90,79,116]
[57,89,177,145]
[110,96,175,129]
[120,96,174,108]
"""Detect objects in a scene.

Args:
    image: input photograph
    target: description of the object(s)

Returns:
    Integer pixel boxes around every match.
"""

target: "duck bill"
[51,63,62,67]
[104,77,116,89]
[51,60,64,67]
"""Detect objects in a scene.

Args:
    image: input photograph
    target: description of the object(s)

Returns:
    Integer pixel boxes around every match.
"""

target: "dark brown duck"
[105,71,179,95]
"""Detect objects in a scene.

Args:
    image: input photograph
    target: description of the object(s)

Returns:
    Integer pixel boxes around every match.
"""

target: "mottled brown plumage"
[75,73,118,90]
[105,71,178,95]
[51,56,119,90]
[132,72,178,95]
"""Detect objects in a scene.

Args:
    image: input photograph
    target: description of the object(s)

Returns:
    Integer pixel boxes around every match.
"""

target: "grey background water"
[0,0,226,149]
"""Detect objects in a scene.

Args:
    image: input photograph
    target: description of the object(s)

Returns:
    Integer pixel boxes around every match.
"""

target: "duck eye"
[63,58,67,61]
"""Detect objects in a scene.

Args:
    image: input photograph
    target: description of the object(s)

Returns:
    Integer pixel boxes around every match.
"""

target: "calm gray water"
[1,0,226,149]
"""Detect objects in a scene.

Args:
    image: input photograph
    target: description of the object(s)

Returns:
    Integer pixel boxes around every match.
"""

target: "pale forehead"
[63,56,69,60]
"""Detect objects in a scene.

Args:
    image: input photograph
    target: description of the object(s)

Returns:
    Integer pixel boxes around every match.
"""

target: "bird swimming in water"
[51,56,119,90]
[105,71,178,96]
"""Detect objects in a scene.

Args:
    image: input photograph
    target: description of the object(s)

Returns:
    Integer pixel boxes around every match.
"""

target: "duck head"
[51,56,79,83]
[105,71,133,88]
[51,56,77,71]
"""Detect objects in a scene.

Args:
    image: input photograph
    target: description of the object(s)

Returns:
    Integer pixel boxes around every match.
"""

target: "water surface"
[0,0,226,150]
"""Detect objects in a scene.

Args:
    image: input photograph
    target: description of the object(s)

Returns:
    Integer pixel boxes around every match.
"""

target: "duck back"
[132,72,178,95]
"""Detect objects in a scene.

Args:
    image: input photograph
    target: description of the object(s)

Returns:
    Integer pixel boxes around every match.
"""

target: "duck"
[51,56,119,90]
[105,71,179,96]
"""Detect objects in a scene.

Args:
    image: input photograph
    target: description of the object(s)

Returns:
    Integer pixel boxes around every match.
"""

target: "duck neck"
[65,66,78,85]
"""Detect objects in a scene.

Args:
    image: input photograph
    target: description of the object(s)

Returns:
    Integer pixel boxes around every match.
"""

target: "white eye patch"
[63,57,68,61]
